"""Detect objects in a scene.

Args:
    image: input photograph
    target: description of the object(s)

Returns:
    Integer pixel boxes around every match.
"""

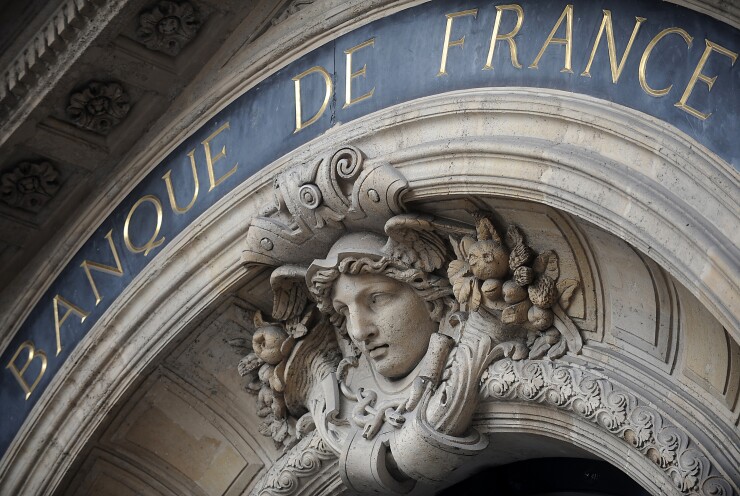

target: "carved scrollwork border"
[480,359,737,496]
[253,431,337,496]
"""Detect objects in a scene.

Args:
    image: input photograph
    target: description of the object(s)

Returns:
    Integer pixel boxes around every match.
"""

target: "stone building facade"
[0,1,737,495]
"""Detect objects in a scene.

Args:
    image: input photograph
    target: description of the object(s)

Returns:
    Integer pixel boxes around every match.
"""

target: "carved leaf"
[492,340,528,360]
[447,259,469,281]
[472,212,502,243]
[238,353,263,376]
[557,279,580,311]
[288,321,309,339]
[258,420,272,437]
[533,250,559,280]
[449,235,464,260]
[453,276,476,306]
[505,224,525,249]
[528,335,551,360]
[502,301,530,325]
[547,337,568,359]
[254,310,266,327]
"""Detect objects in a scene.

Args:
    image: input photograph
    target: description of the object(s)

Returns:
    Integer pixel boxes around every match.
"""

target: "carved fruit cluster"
[237,311,309,447]
[448,212,578,359]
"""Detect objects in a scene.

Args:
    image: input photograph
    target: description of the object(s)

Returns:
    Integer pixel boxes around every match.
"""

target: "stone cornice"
[669,0,740,29]
[0,0,129,147]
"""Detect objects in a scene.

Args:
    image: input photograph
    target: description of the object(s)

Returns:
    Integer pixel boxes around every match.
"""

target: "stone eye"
[370,293,390,305]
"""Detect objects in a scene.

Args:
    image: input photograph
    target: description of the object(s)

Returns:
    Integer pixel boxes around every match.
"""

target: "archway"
[0,1,736,495]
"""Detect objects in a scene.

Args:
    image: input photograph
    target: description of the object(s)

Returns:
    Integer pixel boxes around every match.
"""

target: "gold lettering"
[484,4,524,70]
[292,66,333,132]
[202,123,237,191]
[162,149,200,213]
[581,10,646,83]
[639,27,693,97]
[53,295,89,355]
[123,195,165,256]
[529,4,574,73]
[344,38,376,108]
[6,341,48,400]
[438,9,478,76]
[81,230,124,305]
[675,39,737,120]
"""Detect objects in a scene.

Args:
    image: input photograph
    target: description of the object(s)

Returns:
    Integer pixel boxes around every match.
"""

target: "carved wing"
[383,214,449,272]
[269,265,309,321]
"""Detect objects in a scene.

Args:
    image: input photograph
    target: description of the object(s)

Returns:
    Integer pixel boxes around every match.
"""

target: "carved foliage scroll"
[482,359,735,496]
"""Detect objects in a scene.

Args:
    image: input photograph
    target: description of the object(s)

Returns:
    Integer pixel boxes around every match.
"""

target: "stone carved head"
[307,231,456,379]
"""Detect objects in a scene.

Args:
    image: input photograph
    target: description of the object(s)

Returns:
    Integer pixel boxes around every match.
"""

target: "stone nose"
[347,307,378,344]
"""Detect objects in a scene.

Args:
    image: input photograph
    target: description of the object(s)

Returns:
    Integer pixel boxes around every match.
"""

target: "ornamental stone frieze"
[135,1,202,56]
[66,81,131,134]
[233,145,735,495]
[0,161,60,213]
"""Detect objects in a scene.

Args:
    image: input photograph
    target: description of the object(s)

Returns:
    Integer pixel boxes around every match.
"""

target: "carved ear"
[383,214,449,272]
[269,265,310,321]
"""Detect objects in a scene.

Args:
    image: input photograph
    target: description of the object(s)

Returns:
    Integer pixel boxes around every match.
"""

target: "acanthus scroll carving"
[232,145,734,495]
[481,359,734,496]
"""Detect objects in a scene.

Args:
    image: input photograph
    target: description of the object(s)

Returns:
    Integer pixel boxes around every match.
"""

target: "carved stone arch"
[0,1,737,495]
[4,86,736,495]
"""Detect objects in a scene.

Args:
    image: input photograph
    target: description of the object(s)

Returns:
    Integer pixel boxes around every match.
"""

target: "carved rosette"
[136,1,201,56]
[481,359,734,496]
[66,81,130,134]
[0,161,60,212]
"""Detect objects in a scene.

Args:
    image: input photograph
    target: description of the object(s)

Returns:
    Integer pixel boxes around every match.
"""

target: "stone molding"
[481,359,737,496]
[253,432,338,496]
[0,0,128,146]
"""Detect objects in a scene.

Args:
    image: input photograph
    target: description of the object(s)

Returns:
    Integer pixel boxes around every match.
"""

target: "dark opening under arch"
[437,458,651,495]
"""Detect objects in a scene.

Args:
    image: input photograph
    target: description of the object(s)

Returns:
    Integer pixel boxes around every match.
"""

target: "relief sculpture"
[237,145,587,495]
[237,146,733,496]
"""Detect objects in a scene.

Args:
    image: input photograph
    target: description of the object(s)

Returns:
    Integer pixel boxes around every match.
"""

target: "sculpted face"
[331,272,438,379]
